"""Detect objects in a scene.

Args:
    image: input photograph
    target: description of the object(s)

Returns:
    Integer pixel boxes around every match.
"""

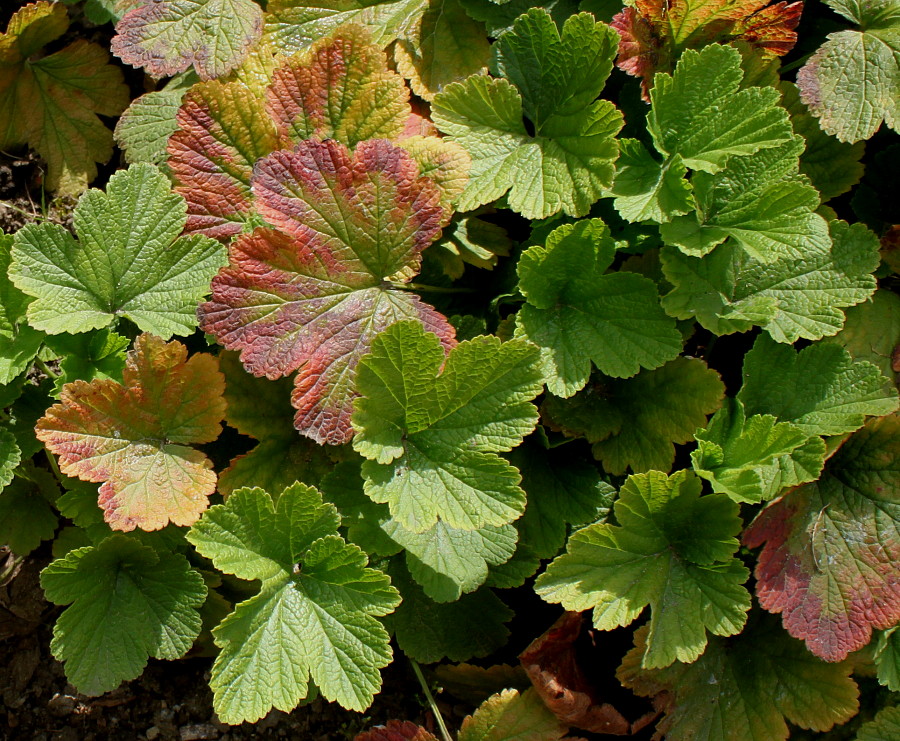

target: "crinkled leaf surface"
[744,413,900,661]
[36,334,226,532]
[659,137,830,263]
[40,535,206,695]
[457,688,568,741]
[612,0,802,98]
[738,334,899,437]
[385,559,512,663]
[660,219,880,342]
[618,617,859,741]
[874,626,900,690]
[44,329,129,397]
[186,482,400,723]
[646,44,794,173]
[199,139,455,445]
[167,79,283,240]
[691,398,819,504]
[115,76,195,167]
[432,10,623,218]
[10,164,226,337]
[352,321,542,532]
[111,0,263,80]
[536,470,750,669]
[797,0,900,142]
[610,139,693,223]
[515,219,682,396]
[541,358,724,475]
[0,3,129,195]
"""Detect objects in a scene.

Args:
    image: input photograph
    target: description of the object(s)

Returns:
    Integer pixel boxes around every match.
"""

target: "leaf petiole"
[410,658,453,741]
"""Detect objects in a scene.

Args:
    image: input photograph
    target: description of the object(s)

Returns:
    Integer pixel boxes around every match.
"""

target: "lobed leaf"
[515,219,682,396]
[536,470,750,669]
[199,139,455,445]
[0,2,130,195]
[619,616,859,740]
[457,688,568,741]
[432,10,623,219]
[352,321,542,532]
[187,483,400,722]
[111,0,264,80]
[541,358,725,475]
[0,463,58,555]
[36,334,226,532]
[10,164,227,337]
[40,535,206,695]
[744,413,900,661]
[0,233,44,385]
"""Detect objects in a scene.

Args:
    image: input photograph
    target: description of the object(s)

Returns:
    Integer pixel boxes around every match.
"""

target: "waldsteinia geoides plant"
[2,0,900,737]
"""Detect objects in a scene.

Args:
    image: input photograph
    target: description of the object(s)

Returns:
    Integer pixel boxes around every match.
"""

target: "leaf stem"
[779,52,813,75]
[392,282,476,295]
[410,658,453,741]
[34,358,59,379]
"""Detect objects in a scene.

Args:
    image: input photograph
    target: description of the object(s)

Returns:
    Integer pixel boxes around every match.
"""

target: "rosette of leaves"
[431,9,624,219]
[163,25,469,240]
[611,0,803,99]
[0,2,130,195]
[797,0,900,142]
[198,139,457,445]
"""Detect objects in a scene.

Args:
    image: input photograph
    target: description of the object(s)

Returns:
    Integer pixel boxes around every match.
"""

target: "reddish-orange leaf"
[36,334,226,532]
[355,720,439,741]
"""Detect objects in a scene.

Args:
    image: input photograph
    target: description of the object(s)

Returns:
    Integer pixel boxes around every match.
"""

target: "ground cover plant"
[1,0,900,738]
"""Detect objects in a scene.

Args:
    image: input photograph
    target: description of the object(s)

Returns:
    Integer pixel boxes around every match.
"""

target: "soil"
[1,548,437,741]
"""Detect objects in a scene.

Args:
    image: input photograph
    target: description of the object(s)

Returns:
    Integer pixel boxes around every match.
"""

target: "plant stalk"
[410,659,453,741]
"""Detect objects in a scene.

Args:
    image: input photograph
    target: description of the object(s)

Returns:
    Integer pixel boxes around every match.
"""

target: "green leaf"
[44,329,129,396]
[745,414,900,662]
[0,463,58,555]
[457,688,568,741]
[610,139,693,224]
[660,219,880,342]
[541,357,724,475]
[874,627,900,691]
[111,0,263,80]
[353,321,542,532]
[537,470,750,669]
[738,334,899,437]
[186,483,400,723]
[618,616,859,741]
[647,44,794,173]
[0,233,45,385]
[432,10,623,218]
[821,289,900,385]
[0,3,130,195]
[386,559,512,663]
[40,535,207,695]
[515,219,682,396]
[797,0,900,142]
[856,706,900,741]
[0,426,20,491]
[691,398,818,504]
[10,164,227,337]
[659,137,830,263]
[114,81,193,166]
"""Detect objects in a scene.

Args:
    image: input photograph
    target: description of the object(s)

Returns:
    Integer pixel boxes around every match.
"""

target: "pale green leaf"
[648,44,794,173]
[660,219,880,342]
[738,334,899,437]
[10,164,227,337]
[536,470,750,669]
[40,535,206,695]
[353,321,542,532]
[610,139,693,224]
[187,483,399,722]
[114,83,193,166]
